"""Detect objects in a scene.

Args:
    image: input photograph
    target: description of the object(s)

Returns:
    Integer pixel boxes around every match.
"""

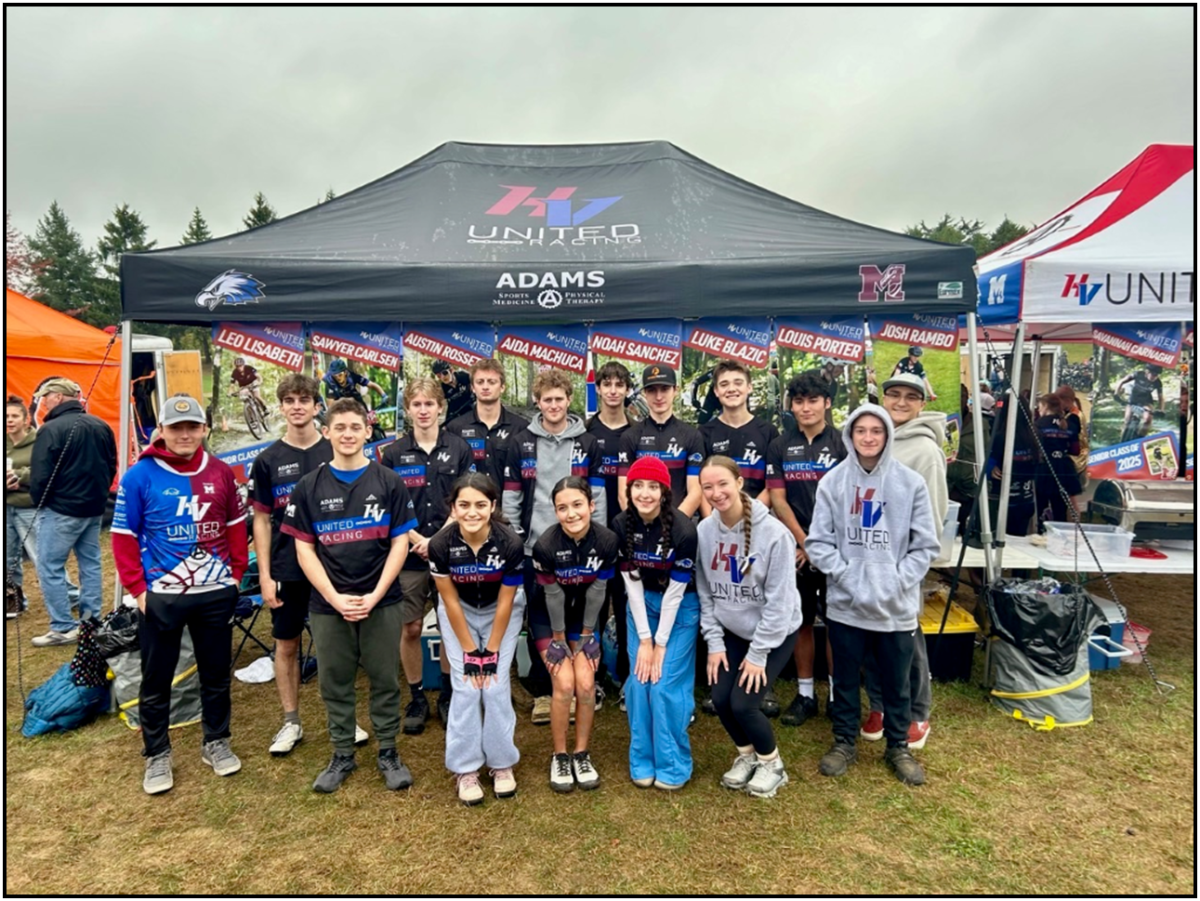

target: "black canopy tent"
[121,141,976,323]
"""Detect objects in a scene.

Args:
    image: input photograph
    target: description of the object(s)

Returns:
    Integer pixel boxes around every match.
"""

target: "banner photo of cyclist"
[680,317,774,428]
[866,313,959,416]
[495,323,589,419]
[587,319,682,422]
[402,322,494,425]
[774,316,868,431]
[309,321,403,447]
[209,320,306,474]
[1086,321,1185,479]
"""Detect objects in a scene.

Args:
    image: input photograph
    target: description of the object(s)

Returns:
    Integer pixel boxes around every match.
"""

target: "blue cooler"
[1087,595,1131,671]
[420,609,444,687]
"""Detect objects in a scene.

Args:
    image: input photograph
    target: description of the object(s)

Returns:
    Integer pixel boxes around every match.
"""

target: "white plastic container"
[1043,522,1134,559]
[939,501,961,562]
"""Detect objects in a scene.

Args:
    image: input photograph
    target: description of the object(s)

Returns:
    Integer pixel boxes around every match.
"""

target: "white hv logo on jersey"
[743,449,762,467]
[484,553,503,569]
[363,503,386,522]
[175,497,212,521]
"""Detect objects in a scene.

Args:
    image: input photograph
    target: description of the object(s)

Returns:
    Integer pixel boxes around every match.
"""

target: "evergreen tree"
[93,203,157,326]
[242,192,277,230]
[986,217,1030,255]
[180,206,213,245]
[5,210,42,294]
[27,201,99,321]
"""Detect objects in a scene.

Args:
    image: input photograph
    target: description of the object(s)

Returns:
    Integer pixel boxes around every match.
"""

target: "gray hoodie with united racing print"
[804,404,941,633]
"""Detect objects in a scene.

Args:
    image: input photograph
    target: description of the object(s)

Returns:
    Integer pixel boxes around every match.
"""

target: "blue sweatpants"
[625,589,699,787]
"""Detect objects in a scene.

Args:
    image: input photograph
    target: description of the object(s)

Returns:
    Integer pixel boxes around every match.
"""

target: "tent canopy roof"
[977,143,1194,325]
[122,140,975,323]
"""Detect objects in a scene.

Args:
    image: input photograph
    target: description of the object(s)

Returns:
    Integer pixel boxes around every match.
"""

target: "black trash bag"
[985,578,1095,677]
[94,606,142,659]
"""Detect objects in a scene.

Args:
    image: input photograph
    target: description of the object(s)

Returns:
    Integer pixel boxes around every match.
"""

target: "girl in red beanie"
[613,455,700,790]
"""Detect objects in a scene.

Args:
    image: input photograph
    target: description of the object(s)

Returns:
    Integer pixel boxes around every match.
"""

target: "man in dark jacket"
[29,378,117,646]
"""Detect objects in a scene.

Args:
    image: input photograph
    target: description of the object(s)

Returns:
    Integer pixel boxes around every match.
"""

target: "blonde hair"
[701,455,754,575]
[405,377,445,410]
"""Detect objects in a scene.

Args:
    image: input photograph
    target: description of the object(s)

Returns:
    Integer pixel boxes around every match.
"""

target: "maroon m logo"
[858,264,906,302]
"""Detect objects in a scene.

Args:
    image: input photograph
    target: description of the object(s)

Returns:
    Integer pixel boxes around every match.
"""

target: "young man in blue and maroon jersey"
[765,370,847,726]
[447,358,528,492]
[617,365,704,518]
[381,377,474,731]
[112,395,248,796]
[282,398,418,794]
[249,373,333,757]
[699,360,779,513]
[502,369,607,724]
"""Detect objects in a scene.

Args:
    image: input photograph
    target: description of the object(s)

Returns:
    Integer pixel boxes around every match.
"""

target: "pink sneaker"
[860,710,884,741]
[907,720,930,750]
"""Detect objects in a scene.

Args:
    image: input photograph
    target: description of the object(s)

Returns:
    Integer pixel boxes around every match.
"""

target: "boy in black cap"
[618,366,704,517]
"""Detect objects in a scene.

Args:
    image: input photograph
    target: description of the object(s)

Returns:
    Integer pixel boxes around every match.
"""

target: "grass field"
[5,535,1194,895]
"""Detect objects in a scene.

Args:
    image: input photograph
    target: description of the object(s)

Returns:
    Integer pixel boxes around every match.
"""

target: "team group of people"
[105,351,945,801]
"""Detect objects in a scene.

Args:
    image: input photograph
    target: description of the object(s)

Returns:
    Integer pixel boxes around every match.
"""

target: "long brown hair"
[448,472,509,526]
[701,455,754,576]
[622,481,675,582]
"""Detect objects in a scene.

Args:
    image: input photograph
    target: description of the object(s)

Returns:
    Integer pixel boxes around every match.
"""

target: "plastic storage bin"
[1043,522,1134,559]
[920,599,979,682]
[1087,595,1128,671]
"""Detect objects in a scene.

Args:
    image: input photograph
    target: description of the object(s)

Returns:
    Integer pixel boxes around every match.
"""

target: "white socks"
[797,678,815,699]
[757,748,780,763]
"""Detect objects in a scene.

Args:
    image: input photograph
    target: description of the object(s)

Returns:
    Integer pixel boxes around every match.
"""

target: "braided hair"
[622,481,675,582]
[702,455,753,575]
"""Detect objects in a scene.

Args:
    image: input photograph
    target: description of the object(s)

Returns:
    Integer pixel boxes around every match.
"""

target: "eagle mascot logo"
[195,270,265,311]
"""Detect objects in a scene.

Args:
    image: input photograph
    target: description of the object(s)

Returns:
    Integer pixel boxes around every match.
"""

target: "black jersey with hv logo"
[380,429,474,570]
[617,415,705,507]
[447,406,530,493]
[586,416,630,526]
[700,417,780,498]
[532,523,620,596]
[281,461,417,615]
[766,425,847,531]
[428,521,526,609]
[612,509,698,595]
[249,437,334,582]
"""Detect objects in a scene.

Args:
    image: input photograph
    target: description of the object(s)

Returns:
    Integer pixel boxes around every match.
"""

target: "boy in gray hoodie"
[805,405,940,786]
[696,456,803,798]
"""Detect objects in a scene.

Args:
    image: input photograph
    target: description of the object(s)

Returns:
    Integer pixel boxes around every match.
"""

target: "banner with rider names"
[308,321,403,371]
[774,316,865,363]
[588,319,682,369]
[867,313,957,415]
[868,312,959,352]
[680,317,774,429]
[402,322,495,369]
[212,321,306,371]
[1092,321,1183,369]
[495,324,588,418]
[1087,430,1181,481]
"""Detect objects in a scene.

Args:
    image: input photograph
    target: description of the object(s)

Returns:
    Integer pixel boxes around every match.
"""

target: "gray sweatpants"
[864,632,932,721]
[309,604,403,754]
[437,591,526,774]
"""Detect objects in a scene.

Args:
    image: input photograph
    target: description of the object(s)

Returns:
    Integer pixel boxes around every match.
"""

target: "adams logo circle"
[537,289,563,309]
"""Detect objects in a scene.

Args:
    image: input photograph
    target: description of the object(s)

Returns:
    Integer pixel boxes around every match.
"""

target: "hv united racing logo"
[195,270,266,311]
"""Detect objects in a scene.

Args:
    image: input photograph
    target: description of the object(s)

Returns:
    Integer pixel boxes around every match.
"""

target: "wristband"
[479,648,499,678]
[579,633,601,662]
[545,639,572,666]
[464,648,487,678]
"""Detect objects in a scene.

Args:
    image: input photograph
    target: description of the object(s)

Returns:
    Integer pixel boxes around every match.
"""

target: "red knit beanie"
[626,455,670,489]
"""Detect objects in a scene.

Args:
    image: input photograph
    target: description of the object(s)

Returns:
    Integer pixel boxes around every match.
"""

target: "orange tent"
[5,289,123,438]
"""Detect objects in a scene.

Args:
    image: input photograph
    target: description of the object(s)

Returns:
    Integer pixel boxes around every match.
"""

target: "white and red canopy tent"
[976,143,1194,327]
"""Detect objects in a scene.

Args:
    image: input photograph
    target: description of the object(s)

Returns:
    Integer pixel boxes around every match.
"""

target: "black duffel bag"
[94,606,142,659]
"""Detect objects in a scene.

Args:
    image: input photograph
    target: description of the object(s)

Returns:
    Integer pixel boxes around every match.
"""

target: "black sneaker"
[313,752,358,793]
[884,745,926,786]
[437,691,451,725]
[377,748,414,790]
[700,693,717,716]
[761,689,781,719]
[818,741,858,777]
[780,693,818,727]
[402,694,430,735]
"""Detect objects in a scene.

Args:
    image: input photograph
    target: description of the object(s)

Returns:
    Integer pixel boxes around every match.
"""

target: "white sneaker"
[572,751,600,790]
[269,722,303,756]
[456,770,484,806]
[721,752,759,790]
[490,766,517,799]
[354,723,369,746]
[549,753,575,793]
[31,628,78,647]
[143,751,174,795]
[745,755,788,799]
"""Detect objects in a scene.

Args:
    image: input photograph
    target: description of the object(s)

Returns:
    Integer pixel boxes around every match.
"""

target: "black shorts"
[270,580,311,640]
[797,565,827,626]
[527,584,591,650]
[398,569,435,625]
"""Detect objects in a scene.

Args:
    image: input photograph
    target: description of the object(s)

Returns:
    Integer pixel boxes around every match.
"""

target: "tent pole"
[115,319,133,611]
[994,321,1026,571]
[966,313,995,582]
[1029,338,1043,401]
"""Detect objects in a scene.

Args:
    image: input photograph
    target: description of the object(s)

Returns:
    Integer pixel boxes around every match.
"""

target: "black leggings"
[710,628,799,755]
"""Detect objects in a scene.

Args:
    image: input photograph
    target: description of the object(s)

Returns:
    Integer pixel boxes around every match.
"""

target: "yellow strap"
[991,670,1090,700]
[1010,708,1093,731]
[115,665,199,711]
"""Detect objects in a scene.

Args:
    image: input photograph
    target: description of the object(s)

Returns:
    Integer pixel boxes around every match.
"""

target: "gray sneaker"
[313,753,358,793]
[377,748,414,790]
[884,745,926,786]
[31,628,79,647]
[201,739,242,776]
[143,751,174,795]
[819,740,858,777]
[745,755,788,798]
[720,752,759,790]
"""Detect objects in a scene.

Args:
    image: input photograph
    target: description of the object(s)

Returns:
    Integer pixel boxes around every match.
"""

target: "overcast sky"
[5,6,1194,251]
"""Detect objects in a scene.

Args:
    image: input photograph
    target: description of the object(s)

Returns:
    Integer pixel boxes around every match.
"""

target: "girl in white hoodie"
[696,456,803,799]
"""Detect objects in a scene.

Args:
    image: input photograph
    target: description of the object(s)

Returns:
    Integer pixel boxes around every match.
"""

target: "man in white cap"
[29,378,117,646]
[112,394,248,794]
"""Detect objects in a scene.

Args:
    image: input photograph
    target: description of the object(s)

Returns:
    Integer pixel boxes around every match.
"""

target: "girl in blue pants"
[614,455,700,790]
